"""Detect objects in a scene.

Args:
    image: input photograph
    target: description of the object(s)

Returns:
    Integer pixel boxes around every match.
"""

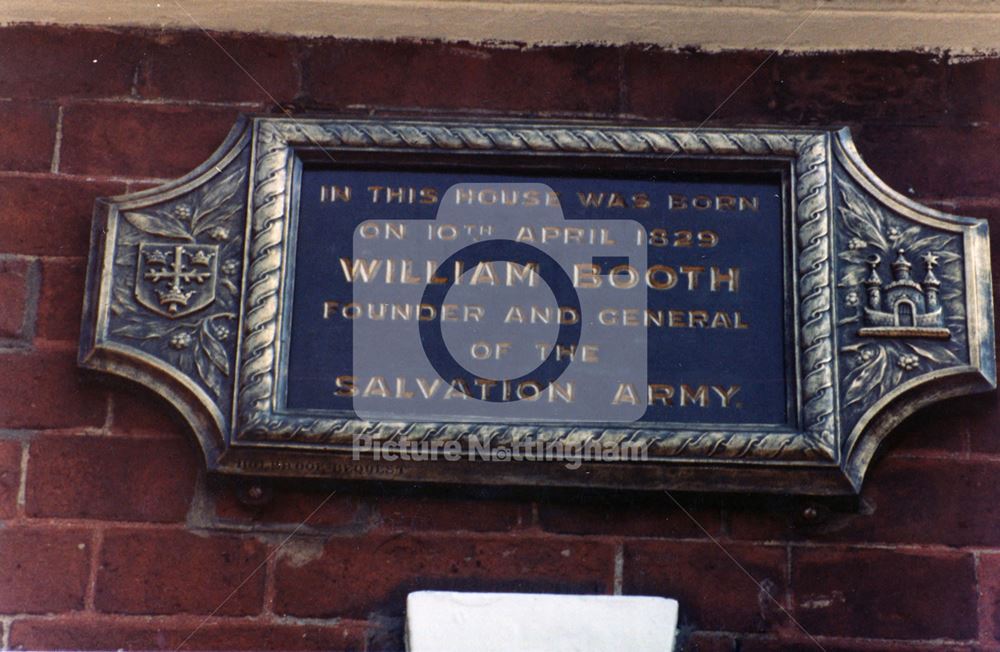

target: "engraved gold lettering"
[648,384,674,406]
[679,265,704,290]
[612,383,640,405]
[712,385,741,407]
[416,378,441,398]
[680,384,709,407]
[647,265,678,290]
[363,376,390,398]
[578,192,605,207]
[320,185,351,202]
[688,310,708,328]
[710,266,740,292]
[339,257,382,282]
[335,375,356,397]
[444,379,472,399]
[419,187,438,204]
[574,263,601,288]
[666,193,759,212]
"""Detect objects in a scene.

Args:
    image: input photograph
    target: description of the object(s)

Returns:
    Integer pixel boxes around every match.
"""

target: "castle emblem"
[857,249,949,339]
[135,243,219,318]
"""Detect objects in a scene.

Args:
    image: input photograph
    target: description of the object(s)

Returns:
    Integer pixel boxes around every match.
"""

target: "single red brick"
[0,26,142,99]
[851,125,1000,200]
[677,633,736,652]
[538,494,721,538]
[96,529,267,616]
[979,552,1000,642]
[717,494,800,547]
[0,101,58,172]
[9,615,369,651]
[109,386,190,439]
[0,349,107,429]
[26,434,197,522]
[0,439,22,519]
[0,527,91,613]
[0,258,36,339]
[140,31,299,104]
[947,57,1000,125]
[212,481,366,530]
[60,103,241,179]
[791,546,976,640]
[375,494,526,532]
[304,40,619,114]
[729,456,1000,547]
[623,47,777,123]
[738,638,975,652]
[0,175,126,257]
[35,257,85,342]
[774,52,946,124]
[623,540,788,633]
[273,533,615,618]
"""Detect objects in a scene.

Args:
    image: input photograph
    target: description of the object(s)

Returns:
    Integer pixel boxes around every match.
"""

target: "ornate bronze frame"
[79,116,996,495]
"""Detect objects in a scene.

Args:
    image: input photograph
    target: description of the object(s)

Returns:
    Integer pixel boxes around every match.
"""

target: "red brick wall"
[0,24,998,652]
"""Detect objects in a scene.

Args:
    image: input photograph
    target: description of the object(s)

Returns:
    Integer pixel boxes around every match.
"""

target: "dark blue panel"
[284,167,789,426]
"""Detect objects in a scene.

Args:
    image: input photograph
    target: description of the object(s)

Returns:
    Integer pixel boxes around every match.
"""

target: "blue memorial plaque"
[285,169,789,426]
[79,117,996,495]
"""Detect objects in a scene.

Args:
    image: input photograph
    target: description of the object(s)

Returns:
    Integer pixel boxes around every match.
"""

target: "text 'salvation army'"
[321,184,759,411]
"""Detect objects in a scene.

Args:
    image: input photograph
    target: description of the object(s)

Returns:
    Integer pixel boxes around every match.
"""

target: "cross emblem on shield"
[135,243,219,318]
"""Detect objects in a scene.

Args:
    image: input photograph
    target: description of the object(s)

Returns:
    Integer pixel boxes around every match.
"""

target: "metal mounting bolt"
[235,479,273,508]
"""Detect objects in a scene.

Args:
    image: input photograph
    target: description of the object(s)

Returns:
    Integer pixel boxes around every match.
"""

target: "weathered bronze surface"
[78,116,996,495]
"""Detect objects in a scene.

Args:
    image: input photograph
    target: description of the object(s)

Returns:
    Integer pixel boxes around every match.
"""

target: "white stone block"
[406,591,678,652]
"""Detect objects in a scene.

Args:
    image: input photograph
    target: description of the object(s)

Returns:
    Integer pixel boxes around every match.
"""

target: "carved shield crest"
[135,242,219,318]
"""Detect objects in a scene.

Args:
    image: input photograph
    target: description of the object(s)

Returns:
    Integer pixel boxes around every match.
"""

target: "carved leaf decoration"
[838,266,869,287]
[194,320,229,397]
[194,351,221,396]
[887,353,906,390]
[111,285,133,316]
[906,342,962,366]
[191,168,244,234]
[905,234,953,254]
[111,322,163,340]
[193,205,242,238]
[114,250,136,267]
[123,211,193,240]
[200,321,230,376]
[839,186,889,251]
[890,225,922,247]
[195,343,224,397]
[837,250,871,264]
[843,347,888,407]
[934,251,962,264]
[938,262,964,290]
